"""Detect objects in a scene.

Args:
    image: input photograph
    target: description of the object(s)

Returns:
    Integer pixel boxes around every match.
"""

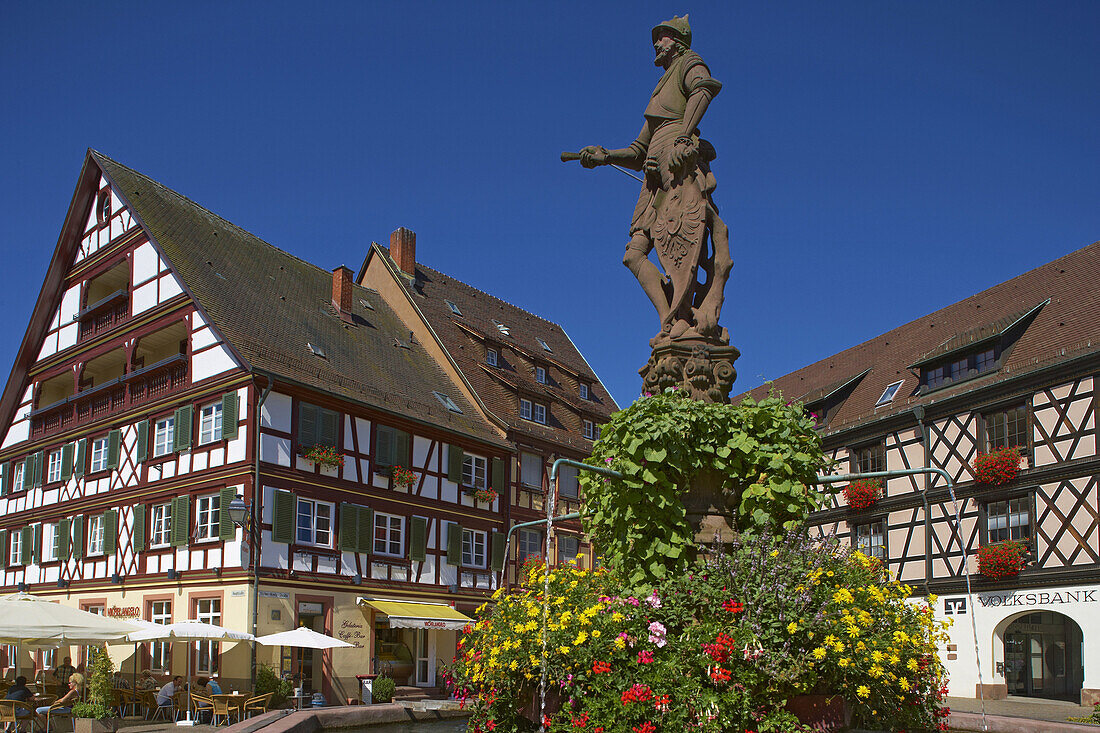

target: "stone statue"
[564,15,739,402]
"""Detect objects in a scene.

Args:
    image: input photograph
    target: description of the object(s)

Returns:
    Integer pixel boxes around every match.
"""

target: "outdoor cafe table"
[213,693,249,721]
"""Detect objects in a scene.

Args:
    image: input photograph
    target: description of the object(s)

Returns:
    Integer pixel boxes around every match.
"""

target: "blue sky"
[2,2,1098,408]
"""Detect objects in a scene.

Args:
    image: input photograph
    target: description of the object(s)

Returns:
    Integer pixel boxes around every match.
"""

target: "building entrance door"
[296,604,324,696]
[1003,612,1082,701]
[415,629,430,686]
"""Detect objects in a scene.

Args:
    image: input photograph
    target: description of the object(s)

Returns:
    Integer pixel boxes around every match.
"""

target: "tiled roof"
[369,246,619,451]
[91,152,504,446]
[738,241,1100,434]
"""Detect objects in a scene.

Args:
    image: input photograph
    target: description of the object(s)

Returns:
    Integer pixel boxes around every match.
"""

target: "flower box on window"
[842,479,882,510]
[972,447,1022,485]
[977,539,1029,580]
[472,487,498,504]
[301,445,345,469]
[391,465,418,489]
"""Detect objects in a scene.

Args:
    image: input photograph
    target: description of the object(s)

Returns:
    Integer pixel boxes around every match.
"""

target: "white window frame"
[41,523,58,563]
[583,419,596,440]
[532,402,547,425]
[579,383,589,400]
[153,416,175,457]
[557,535,580,565]
[90,436,110,473]
[535,366,547,384]
[876,379,904,407]
[373,512,404,557]
[151,503,172,547]
[149,601,171,672]
[88,514,105,556]
[47,450,62,484]
[461,528,487,568]
[486,348,498,367]
[520,452,542,489]
[12,462,24,491]
[296,498,333,547]
[8,531,22,565]
[194,598,221,675]
[518,528,542,562]
[519,399,532,421]
[462,454,487,490]
[199,402,223,445]
[855,520,886,560]
[558,464,579,499]
[195,494,220,541]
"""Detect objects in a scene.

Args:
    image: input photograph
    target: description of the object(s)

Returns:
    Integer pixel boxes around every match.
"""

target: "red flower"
[703,632,737,663]
[721,599,744,614]
[632,723,655,733]
[710,665,731,683]
[843,479,883,510]
[592,660,611,674]
[571,712,589,728]
[621,684,652,704]
[637,649,654,664]
[972,447,1022,485]
[977,540,1029,579]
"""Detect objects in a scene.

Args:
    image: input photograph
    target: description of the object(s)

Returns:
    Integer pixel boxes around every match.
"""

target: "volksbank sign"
[978,588,1098,608]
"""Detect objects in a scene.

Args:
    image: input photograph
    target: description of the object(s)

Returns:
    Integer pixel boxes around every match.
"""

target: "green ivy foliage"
[72,647,115,720]
[581,389,830,587]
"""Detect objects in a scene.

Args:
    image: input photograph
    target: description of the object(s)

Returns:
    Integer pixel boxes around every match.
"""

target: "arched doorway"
[1002,611,1083,701]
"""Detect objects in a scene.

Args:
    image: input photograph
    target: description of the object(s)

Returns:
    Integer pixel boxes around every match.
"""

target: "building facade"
[744,242,1100,705]
[0,151,613,702]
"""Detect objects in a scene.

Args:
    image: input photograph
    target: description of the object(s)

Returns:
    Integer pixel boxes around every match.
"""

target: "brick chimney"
[332,265,354,321]
[390,227,416,276]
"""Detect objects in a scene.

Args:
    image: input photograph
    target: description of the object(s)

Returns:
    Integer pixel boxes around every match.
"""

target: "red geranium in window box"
[977,540,1029,580]
[842,479,883,510]
[972,447,1022,485]
[302,444,344,469]
[391,465,418,489]
[473,487,498,504]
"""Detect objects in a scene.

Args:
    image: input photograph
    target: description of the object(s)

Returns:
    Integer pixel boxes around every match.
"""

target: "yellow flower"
[869,665,884,678]
[787,622,798,635]
[591,629,602,638]
[857,685,870,699]
[612,612,624,623]
[613,637,626,650]
[573,631,588,646]
[812,647,827,660]
[557,645,570,655]
[838,657,851,668]
[907,658,919,671]
[898,678,911,692]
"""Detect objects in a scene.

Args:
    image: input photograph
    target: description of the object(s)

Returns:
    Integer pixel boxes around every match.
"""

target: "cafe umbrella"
[126,621,254,726]
[256,627,351,704]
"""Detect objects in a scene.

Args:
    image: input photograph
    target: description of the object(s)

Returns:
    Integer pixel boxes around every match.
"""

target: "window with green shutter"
[218,487,237,540]
[23,454,36,490]
[446,522,462,566]
[136,422,149,463]
[106,429,121,470]
[71,516,84,560]
[0,462,9,496]
[0,530,7,567]
[32,451,44,488]
[58,519,70,559]
[357,506,373,554]
[491,531,507,572]
[221,392,240,441]
[74,439,86,478]
[374,425,410,474]
[174,406,193,451]
[271,490,296,544]
[170,496,190,547]
[492,457,507,492]
[60,443,74,481]
[104,510,118,555]
[133,505,146,553]
[338,503,359,552]
[298,402,339,451]
[32,524,42,564]
[409,517,428,562]
[447,445,464,484]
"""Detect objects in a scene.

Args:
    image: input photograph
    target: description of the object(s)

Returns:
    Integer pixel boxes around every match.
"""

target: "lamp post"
[227,493,259,688]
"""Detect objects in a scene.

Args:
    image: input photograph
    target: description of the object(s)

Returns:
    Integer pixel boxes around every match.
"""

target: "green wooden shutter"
[0,530,6,567]
[20,526,31,563]
[171,496,190,547]
[491,531,507,572]
[31,524,42,564]
[60,444,74,481]
[395,430,410,466]
[33,451,44,488]
[136,422,149,463]
[71,516,84,560]
[22,455,35,490]
[338,503,358,552]
[446,522,463,565]
[133,505,146,553]
[221,392,239,441]
[298,403,318,450]
[74,439,86,478]
[174,406,193,451]
[104,510,118,555]
[106,429,121,470]
[357,507,374,554]
[409,517,427,562]
[0,462,9,496]
[271,490,295,544]
[375,426,393,469]
[319,409,339,448]
[448,445,465,483]
[492,457,506,492]
[218,487,237,540]
[57,519,69,559]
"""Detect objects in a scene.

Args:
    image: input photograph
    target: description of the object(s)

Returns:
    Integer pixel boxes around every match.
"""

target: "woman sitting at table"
[5,676,36,723]
[36,677,80,726]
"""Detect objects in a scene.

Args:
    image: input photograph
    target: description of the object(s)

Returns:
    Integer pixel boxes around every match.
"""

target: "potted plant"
[72,647,119,733]
[391,465,418,489]
[977,539,1029,579]
[843,479,883,510]
[972,446,1022,485]
[371,673,396,704]
[472,487,498,504]
[302,445,345,473]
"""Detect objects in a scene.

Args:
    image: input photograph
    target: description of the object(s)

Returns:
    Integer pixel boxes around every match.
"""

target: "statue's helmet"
[651,14,692,48]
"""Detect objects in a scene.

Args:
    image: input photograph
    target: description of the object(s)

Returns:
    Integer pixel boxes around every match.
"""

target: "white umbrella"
[0,592,141,646]
[255,627,352,650]
[126,620,254,726]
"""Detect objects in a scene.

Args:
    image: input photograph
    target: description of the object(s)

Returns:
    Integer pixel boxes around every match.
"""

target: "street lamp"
[227,493,250,528]
[227,493,259,689]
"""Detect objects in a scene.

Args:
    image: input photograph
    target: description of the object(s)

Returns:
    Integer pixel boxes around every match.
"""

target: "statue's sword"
[561,151,644,183]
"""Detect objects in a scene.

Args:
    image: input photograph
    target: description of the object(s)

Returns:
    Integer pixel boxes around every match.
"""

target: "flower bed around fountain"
[446,391,951,732]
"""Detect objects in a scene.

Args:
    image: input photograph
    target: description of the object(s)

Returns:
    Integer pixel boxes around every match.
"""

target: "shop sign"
[978,589,1097,607]
[231,590,247,597]
[298,602,324,615]
[424,620,449,629]
[259,591,290,599]
[338,619,366,648]
[943,598,966,615]
[107,606,140,618]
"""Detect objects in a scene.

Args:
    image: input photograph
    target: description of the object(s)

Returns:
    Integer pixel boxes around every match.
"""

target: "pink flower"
[646,590,662,608]
[647,621,667,648]
[637,649,654,664]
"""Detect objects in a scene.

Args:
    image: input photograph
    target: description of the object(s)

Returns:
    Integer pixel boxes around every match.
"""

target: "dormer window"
[535,366,547,384]
[492,319,511,337]
[445,299,462,316]
[920,347,996,391]
[579,383,589,400]
[486,348,498,367]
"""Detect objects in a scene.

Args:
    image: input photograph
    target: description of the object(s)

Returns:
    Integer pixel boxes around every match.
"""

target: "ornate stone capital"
[639,339,740,403]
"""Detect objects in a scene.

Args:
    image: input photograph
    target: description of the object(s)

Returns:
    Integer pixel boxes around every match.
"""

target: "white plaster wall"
[261,392,293,430]
[260,435,291,466]
[191,344,239,383]
[132,242,159,285]
[132,281,157,315]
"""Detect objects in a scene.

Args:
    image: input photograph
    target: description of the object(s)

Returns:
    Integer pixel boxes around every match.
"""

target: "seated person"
[36,678,79,726]
[111,672,131,690]
[192,677,210,695]
[136,670,158,691]
[4,676,36,720]
[207,676,223,695]
[156,676,183,707]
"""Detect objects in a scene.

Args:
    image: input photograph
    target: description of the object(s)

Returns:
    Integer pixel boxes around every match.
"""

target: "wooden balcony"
[77,289,129,342]
[29,354,187,438]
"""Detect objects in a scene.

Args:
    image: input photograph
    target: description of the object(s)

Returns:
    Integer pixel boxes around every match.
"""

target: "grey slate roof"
[91,151,503,446]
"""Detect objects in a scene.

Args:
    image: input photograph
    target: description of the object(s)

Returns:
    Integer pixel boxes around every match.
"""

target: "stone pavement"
[946,695,1099,732]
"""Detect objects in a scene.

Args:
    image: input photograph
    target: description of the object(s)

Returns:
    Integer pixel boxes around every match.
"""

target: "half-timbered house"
[742,241,1100,705]
[0,151,613,702]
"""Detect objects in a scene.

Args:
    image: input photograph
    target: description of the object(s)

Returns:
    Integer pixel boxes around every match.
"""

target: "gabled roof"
[738,241,1100,434]
[90,151,503,446]
[362,245,618,450]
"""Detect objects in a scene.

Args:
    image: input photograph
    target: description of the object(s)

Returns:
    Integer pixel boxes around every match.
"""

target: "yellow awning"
[358,598,473,631]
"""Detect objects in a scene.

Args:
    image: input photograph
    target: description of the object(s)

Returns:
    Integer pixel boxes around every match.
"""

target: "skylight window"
[359,298,374,311]
[876,380,904,407]
[492,319,511,337]
[307,342,327,359]
[432,391,463,414]
[445,300,463,316]
[537,337,552,352]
